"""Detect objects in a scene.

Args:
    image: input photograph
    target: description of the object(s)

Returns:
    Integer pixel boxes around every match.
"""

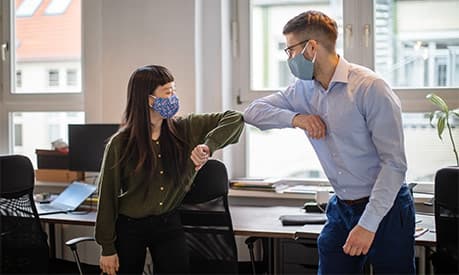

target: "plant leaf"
[452,111,459,118]
[428,112,435,126]
[437,116,446,140]
[426,93,449,112]
[429,110,442,127]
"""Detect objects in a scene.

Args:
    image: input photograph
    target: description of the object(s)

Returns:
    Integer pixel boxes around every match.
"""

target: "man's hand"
[342,225,375,256]
[292,114,327,139]
[100,254,119,275]
[190,144,210,171]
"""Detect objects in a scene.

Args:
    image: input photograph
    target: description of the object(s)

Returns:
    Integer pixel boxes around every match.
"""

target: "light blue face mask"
[287,42,316,80]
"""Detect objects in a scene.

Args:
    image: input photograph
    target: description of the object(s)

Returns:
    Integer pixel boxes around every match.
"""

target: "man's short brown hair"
[283,10,338,52]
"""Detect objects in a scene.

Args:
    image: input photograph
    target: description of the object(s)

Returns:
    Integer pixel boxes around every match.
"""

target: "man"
[244,10,415,274]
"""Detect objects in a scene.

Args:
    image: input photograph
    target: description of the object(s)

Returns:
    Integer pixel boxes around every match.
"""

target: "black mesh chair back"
[179,159,238,274]
[432,166,459,273]
[0,154,49,273]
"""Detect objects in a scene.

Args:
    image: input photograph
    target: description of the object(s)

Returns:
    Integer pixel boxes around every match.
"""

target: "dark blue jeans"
[115,211,189,275]
[317,185,415,274]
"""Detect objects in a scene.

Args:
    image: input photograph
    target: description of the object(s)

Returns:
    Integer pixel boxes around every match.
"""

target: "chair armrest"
[245,236,263,248]
[65,236,96,250]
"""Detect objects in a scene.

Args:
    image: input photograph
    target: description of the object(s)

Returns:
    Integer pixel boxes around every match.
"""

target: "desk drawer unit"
[279,238,319,274]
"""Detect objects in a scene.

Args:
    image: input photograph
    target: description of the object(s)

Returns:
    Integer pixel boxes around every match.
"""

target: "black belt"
[340,196,369,206]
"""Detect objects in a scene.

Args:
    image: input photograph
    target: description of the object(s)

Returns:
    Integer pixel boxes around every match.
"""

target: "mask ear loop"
[148,95,157,108]
[300,41,309,55]
[300,41,317,63]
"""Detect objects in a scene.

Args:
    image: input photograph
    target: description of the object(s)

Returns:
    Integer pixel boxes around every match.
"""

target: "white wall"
[83,0,196,123]
[81,0,245,177]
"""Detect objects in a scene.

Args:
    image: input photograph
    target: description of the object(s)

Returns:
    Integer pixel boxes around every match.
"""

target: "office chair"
[0,154,50,273]
[65,159,237,274]
[245,237,270,275]
[431,166,459,273]
[179,159,239,274]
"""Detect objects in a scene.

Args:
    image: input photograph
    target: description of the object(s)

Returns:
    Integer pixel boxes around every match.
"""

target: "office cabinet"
[278,238,319,274]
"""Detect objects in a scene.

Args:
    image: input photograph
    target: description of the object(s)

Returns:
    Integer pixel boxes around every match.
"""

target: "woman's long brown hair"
[119,65,189,185]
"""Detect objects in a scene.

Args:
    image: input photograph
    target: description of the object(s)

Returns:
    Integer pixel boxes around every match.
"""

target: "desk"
[231,206,435,273]
[40,211,96,258]
[40,206,436,273]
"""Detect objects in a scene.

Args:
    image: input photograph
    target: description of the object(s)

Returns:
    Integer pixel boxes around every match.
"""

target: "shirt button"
[160,170,164,175]
[156,141,160,145]
[158,154,161,158]
[159,202,163,206]
[160,186,164,191]
[338,171,342,175]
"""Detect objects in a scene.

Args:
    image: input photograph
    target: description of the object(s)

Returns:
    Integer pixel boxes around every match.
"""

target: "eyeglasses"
[283,39,309,57]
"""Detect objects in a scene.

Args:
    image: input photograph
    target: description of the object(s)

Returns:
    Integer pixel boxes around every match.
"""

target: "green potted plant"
[426,93,459,166]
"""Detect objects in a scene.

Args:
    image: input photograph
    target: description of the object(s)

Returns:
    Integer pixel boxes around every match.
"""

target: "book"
[230,178,284,192]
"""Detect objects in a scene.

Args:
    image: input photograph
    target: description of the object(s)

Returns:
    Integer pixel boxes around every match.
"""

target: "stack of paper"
[281,185,334,194]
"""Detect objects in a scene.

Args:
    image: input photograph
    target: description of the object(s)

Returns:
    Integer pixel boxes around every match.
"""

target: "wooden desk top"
[39,205,436,246]
[230,206,307,238]
[413,214,436,246]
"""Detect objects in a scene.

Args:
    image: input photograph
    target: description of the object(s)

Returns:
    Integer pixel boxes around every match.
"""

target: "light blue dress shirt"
[244,56,407,232]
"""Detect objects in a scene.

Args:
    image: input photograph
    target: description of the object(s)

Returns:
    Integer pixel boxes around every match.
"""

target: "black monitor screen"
[68,124,119,172]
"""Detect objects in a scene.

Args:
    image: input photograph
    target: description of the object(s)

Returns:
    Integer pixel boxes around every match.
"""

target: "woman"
[95,65,244,275]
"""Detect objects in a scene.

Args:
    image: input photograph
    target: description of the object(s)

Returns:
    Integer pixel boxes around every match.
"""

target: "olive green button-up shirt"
[95,111,244,256]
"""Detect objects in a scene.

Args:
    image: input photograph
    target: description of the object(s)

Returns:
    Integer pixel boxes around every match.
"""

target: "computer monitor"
[68,124,120,172]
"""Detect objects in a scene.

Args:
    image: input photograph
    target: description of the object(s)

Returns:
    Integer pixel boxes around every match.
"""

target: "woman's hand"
[191,144,210,171]
[100,254,119,275]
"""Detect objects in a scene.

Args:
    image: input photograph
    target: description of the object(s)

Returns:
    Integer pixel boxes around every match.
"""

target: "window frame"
[0,0,84,154]
[232,0,459,181]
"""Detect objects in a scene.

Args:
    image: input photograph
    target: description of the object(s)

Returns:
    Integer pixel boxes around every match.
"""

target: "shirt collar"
[329,55,350,85]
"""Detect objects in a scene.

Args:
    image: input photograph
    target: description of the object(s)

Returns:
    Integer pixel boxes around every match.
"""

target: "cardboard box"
[36,149,69,170]
[35,169,84,182]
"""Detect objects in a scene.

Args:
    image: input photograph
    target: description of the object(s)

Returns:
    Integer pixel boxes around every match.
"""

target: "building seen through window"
[374,0,459,88]
[8,0,83,167]
[14,0,81,93]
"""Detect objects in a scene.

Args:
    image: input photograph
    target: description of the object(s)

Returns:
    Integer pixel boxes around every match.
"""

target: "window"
[235,0,459,183]
[246,125,326,179]
[374,0,459,88]
[249,0,343,91]
[403,113,459,181]
[11,112,84,168]
[48,69,59,86]
[44,0,71,15]
[1,0,83,163]
[16,0,42,17]
[66,69,77,86]
[16,70,22,88]
[13,0,81,94]
[14,124,23,147]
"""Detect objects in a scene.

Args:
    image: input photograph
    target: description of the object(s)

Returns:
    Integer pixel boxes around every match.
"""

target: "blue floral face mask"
[151,94,179,118]
[288,42,316,80]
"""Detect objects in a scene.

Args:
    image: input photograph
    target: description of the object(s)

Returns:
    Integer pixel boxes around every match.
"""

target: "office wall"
[81,0,243,176]
[83,0,196,123]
